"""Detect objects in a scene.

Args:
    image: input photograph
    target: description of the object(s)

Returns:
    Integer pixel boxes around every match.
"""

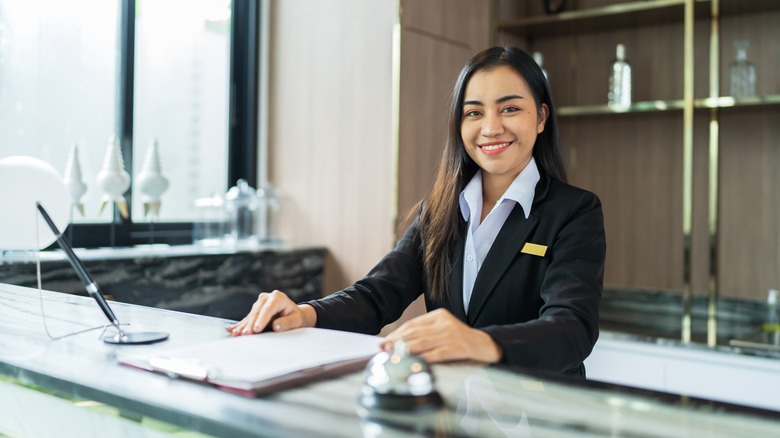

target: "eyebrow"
[463,94,525,106]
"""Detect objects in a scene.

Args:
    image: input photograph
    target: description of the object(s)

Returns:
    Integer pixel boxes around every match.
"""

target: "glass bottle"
[728,40,756,98]
[224,179,258,247]
[193,193,225,246]
[256,182,282,244]
[608,44,632,108]
[533,51,548,80]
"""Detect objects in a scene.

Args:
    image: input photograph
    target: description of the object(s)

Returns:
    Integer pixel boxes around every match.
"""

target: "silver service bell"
[358,340,443,411]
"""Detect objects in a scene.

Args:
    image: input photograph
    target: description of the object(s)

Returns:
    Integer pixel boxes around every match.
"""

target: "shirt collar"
[459,157,540,221]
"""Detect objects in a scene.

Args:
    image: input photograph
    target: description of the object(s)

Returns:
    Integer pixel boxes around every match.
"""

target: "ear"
[537,103,549,134]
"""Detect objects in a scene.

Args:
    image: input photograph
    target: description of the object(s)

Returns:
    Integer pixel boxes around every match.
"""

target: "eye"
[464,109,482,118]
[501,106,520,113]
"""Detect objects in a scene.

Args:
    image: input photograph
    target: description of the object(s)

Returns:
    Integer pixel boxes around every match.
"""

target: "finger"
[419,349,448,364]
[418,341,466,364]
[254,290,293,333]
[228,315,251,336]
[226,318,249,335]
[242,294,271,334]
[402,334,439,356]
[389,313,440,340]
[386,321,429,345]
[271,312,302,332]
[379,339,394,351]
[230,315,252,335]
[231,318,251,336]
[230,293,269,335]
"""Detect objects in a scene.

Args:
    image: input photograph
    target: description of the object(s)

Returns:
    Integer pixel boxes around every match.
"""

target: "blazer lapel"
[466,203,539,324]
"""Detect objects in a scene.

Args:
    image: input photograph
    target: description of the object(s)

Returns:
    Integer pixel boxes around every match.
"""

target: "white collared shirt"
[458,157,540,313]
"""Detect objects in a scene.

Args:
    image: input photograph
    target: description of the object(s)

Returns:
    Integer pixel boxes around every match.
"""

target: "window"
[132,0,231,223]
[0,0,258,247]
[0,0,120,211]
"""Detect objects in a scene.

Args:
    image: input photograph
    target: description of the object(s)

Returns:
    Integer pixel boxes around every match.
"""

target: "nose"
[480,112,504,137]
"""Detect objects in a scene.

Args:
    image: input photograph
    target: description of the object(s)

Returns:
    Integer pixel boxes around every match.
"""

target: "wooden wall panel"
[719,109,780,299]
[396,31,471,222]
[564,113,685,290]
[401,0,491,51]
[398,0,490,222]
[714,9,780,300]
[269,0,396,293]
[397,0,492,222]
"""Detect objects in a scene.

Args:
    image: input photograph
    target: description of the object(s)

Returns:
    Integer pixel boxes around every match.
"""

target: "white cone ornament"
[136,138,169,219]
[63,143,87,216]
[96,135,131,219]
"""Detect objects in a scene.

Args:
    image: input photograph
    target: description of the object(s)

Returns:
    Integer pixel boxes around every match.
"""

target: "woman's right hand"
[225,290,317,336]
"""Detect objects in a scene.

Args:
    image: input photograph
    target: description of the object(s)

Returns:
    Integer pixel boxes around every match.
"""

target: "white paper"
[119,328,382,389]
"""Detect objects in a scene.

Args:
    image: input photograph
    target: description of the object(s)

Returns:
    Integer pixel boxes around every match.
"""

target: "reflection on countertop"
[600,287,779,359]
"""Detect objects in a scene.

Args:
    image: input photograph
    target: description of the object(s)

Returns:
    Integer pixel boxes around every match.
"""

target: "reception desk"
[1,283,779,437]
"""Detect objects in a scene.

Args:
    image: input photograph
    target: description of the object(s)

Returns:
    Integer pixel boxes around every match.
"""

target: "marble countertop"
[1,282,779,437]
[599,287,779,359]
[0,244,327,321]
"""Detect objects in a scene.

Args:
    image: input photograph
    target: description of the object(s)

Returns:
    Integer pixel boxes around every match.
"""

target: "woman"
[227,46,606,377]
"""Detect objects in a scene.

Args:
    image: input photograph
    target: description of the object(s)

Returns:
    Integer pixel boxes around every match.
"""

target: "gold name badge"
[521,242,547,257]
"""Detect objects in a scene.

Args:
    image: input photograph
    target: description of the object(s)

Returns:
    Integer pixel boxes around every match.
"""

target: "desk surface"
[1,283,779,438]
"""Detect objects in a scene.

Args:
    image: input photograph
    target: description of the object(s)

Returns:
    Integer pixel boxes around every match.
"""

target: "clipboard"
[117,328,382,397]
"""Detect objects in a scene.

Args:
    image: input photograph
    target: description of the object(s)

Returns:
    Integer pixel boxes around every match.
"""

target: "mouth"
[478,141,512,154]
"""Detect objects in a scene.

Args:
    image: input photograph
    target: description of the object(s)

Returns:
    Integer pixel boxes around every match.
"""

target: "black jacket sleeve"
[306,215,425,335]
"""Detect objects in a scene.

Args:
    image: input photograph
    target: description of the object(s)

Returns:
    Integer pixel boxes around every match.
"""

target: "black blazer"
[308,172,606,377]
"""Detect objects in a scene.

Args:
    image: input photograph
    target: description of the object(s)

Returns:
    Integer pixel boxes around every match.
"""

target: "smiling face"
[461,65,548,191]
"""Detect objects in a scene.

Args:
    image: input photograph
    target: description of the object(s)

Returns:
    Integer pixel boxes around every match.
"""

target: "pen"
[35,202,121,330]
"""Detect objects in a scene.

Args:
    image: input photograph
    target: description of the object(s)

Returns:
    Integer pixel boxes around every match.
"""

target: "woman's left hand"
[381,308,503,364]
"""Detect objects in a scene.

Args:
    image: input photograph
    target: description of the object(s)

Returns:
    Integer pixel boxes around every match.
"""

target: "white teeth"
[481,143,509,151]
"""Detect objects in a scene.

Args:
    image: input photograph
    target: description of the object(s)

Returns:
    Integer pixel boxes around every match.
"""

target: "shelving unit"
[495,0,780,347]
[498,0,780,37]
[557,94,780,116]
[498,0,689,37]
[695,94,780,110]
[559,100,685,116]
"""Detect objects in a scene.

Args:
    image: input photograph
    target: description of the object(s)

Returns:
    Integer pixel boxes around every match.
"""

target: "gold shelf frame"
[681,0,695,344]
[706,0,720,348]
[557,95,780,117]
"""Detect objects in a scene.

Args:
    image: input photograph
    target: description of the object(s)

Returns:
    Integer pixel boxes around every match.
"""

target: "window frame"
[68,0,259,248]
